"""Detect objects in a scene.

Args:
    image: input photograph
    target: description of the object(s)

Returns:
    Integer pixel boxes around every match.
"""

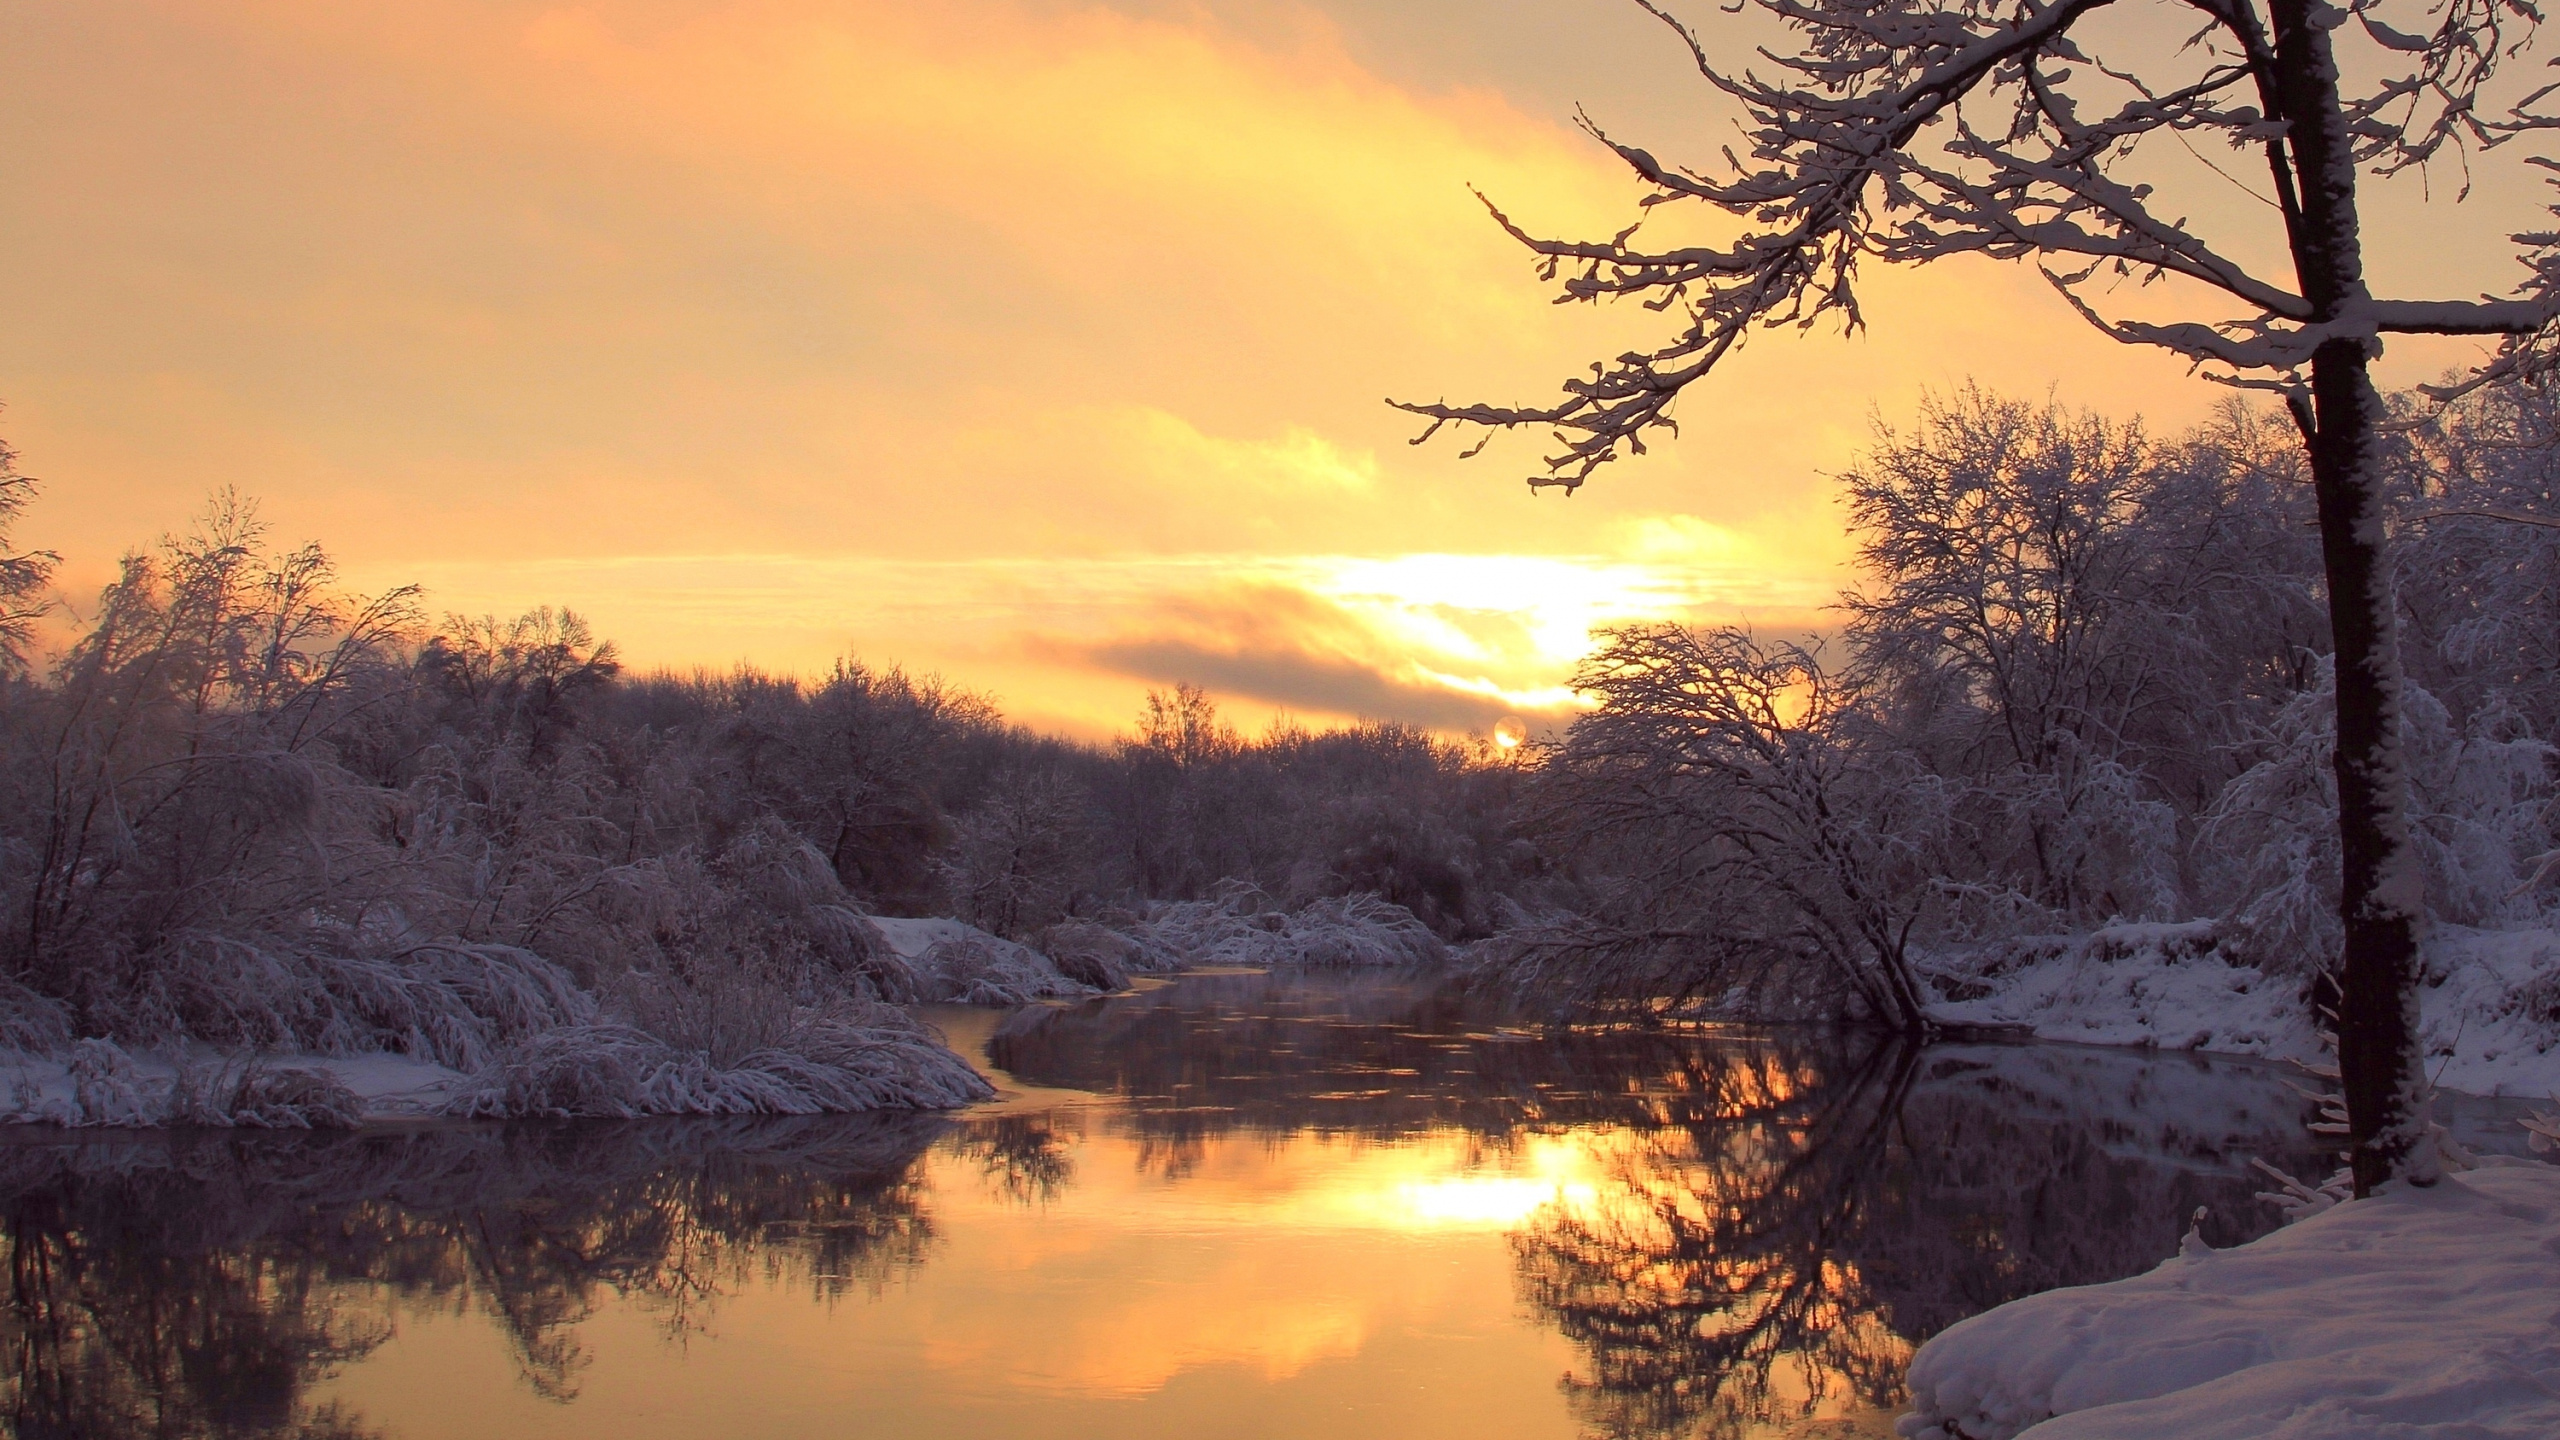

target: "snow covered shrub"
[2199,679,2346,974]
[1120,883,1445,970]
[63,1039,157,1126]
[915,931,1090,1005]
[2203,660,2559,974]
[1035,920,1142,989]
[128,937,596,1074]
[448,1004,989,1119]
[865,916,1094,1005]
[168,1059,363,1129]
[1272,893,1447,967]
[0,975,68,1052]
[618,819,916,1005]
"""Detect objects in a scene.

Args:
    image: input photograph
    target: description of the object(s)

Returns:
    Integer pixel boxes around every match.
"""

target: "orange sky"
[1,0,2541,738]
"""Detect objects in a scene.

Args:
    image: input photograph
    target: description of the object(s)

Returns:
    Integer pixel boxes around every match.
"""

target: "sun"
[1491,716,1527,750]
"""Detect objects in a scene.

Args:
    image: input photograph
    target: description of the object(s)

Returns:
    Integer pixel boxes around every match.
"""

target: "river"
[0,968,2406,1439]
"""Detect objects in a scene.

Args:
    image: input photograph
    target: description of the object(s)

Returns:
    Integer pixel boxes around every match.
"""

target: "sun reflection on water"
[0,973,2341,1440]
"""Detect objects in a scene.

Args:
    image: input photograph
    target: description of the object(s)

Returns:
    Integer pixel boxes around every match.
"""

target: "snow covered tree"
[1405,0,2559,1194]
[0,433,53,674]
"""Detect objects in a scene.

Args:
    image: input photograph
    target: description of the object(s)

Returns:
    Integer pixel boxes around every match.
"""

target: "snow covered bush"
[2204,660,2560,975]
[446,1004,989,1120]
[1120,884,1446,970]
[0,496,990,1124]
[867,916,1095,1005]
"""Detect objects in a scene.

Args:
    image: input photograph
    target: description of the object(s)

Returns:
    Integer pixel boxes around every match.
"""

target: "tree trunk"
[2306,340,2430,1195]
[2271,0,2432,1195]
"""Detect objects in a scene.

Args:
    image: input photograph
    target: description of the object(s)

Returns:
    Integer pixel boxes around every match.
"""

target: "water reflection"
[0,973,2335,1440]
[0,1116,951,1438]
[1001,974,2334,1437]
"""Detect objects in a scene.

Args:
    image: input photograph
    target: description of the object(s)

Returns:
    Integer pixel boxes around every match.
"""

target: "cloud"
[1033,579,1576,732]
[344,532,1839,737]
[11,0,2477,734]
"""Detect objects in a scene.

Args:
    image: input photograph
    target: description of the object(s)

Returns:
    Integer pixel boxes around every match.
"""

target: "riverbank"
[1916,921,2560,1098]
[0,893,1448,1127]
[1899,1157,2560,1439]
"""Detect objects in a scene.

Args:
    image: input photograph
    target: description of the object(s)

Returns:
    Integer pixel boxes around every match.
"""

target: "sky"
[1,0,2546,740]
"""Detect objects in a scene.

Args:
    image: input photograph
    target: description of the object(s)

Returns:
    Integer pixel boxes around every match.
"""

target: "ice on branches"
[1399,0,2559,487]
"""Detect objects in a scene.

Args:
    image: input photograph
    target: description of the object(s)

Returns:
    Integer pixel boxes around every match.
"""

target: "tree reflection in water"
[998,973,2330,1440]
[0,973,2333,1440]
[0,1114,950,1438]
[1510,1037,2332,1439]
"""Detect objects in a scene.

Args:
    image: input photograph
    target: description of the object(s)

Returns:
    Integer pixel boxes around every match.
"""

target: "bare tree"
[1403,0,2557,1193]
[1546,625,1943,1026]
[0,433,55,674]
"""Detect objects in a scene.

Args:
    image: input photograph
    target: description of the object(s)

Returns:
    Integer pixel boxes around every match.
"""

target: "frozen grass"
[1898,1158,2560,1440]
[1122,886,1446,970]
[446,1005,990,1119]
[5,1039,369,1128]
[2,1003,990,1125]
[0,934,992,1126]
[869,916,1096,1005]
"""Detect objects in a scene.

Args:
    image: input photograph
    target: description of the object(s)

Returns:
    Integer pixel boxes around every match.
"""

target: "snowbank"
[867,916,1097,1005]
[3,1042,460,1126]
[1920,922,2323,1064]
[1898,1159,2560,1440]
[866,891,1447,1000]
[1920,920,2560,1097]
[2418,927,2560,1096]
[1122,888,1447,970]
[1,1005,991,1126]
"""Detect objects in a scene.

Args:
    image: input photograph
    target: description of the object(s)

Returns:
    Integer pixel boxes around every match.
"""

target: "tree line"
[1503,382,2560,1037]
[6,373,2558,1129]
[0,465,1534,1063]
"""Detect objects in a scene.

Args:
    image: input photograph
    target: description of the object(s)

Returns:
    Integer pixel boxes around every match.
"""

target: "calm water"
[0,970,2362,1440]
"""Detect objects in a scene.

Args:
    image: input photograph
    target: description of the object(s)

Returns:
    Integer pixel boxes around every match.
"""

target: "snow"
[1,1043,469,1126]
[0,1003,992,1126]
[1123,888,1447,970]
[867,916,1097,1005]
[1920,920,2560,1099]
[1921,922,2323,1063]
[1897,1159,2560,1440]
[2415,928,2560,1097]
[0,898,1453,1130]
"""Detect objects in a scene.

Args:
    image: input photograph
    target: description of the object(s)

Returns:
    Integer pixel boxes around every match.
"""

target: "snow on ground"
[868,916,1096,1005]
[0,896,1454,1130]
[2,1043,468,1126]
[1897,1158,2560,1440]
[1125,888,1447,969]
[2421,927,2560,1097]
[1920,920,2560,1098]
[1921,922,2321,1062]
[0,1005,993,1127]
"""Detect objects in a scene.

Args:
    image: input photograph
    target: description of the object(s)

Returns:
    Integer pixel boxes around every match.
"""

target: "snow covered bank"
[1118,887,1447,970]
[0,893,1454,1130]
[1919,921,2560,1097]
[869,916,1097,1005]
[1898,1158,2560,1440]
[880,890,1448,996]
[1,1004,990,1127]
[1919,922,2323,1063]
